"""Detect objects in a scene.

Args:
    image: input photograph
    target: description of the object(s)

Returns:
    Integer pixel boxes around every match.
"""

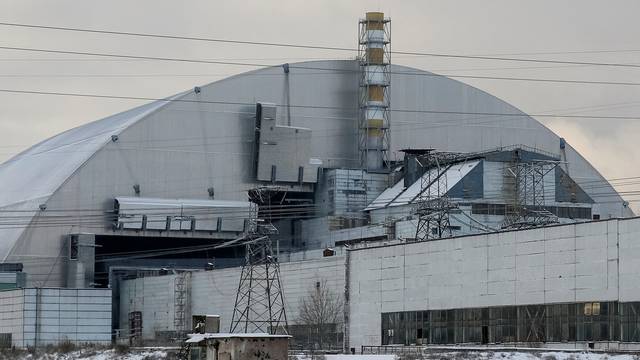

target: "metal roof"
[365,161,481,210]
[186,333,291,343]
[0,96,182,259]
[0,59,630,268]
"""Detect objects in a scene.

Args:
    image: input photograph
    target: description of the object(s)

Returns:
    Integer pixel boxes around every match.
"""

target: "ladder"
[177,341,191,360]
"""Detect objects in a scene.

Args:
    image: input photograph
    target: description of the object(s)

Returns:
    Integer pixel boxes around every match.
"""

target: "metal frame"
[503,158,560,229]
[174,272,191,335]
[358,15,391,172]
[519,305,546,343]
[414,152,460,242]
[230,187,288,335]
[229,235,288,334]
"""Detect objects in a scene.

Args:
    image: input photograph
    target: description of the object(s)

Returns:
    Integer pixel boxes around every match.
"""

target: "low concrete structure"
[118,256,345,342]
[0,271,26,290]
[0,288,111,348]
[186,333,290,360]
[118,216,640,351]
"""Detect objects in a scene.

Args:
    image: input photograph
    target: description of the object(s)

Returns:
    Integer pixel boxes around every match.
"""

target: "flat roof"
[186,333,291,343]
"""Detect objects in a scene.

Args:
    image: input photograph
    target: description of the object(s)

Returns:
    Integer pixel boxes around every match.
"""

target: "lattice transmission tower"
[502,159,560,229]
[230,188,288,335]
[414,151,459,242]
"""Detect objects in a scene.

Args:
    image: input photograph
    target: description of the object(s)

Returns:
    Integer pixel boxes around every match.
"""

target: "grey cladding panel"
[115,197,252,233]
[448,160,484,199]
[256,103,319,183]
[555,167,594,204]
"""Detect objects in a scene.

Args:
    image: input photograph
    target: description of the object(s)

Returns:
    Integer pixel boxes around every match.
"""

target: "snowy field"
[413,352,640,360]
[0,349,167,360]
[1,350,639,360]
[294,353,640,360]
[294,356,396,360]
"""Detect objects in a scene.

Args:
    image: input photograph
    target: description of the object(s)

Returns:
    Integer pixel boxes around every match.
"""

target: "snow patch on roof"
[366,161,480,210]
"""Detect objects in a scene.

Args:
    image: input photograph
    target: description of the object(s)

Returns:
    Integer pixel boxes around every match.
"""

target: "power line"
[1,97,639,154]
[0,45,271,67]
[471,49,640,57]
[0,22,357,53]
[3,21,640,69]
[0,172,636,218]
[3,88,640,121]
[3,45,640,88]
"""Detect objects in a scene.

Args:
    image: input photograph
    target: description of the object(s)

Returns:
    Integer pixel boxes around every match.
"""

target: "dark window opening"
[382,301,626,345]
[471,203,591,219]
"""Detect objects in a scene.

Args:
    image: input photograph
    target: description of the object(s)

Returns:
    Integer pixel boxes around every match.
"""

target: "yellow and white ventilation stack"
[358,12,391,172]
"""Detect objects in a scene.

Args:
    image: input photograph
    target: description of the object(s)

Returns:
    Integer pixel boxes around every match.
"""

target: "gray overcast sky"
[2,0,640,206]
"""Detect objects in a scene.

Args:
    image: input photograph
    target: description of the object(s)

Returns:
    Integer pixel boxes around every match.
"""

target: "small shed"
[186,333,290,360]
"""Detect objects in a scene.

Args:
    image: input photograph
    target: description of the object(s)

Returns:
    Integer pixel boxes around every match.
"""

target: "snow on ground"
[0,349,167,360]
[295,356,396,360]
[295,353,640,360]
[3,349,640,360]
[405,351,640,360]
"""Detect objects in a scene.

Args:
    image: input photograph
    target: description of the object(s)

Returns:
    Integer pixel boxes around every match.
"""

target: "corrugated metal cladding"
[255,103,319,183]
[0,288,111,347]
[0,59,631,287]
[318,169,388,216]
[0,272,26,289]
[115,197,253,233]
[367,161,481,210]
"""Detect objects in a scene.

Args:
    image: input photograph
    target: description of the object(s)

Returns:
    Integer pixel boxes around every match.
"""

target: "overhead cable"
[2,22,640,69]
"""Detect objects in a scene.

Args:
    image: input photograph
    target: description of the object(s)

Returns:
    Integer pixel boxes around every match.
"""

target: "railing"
[484,144,560,160]
[362,343,640,355]
[362,345,424,355]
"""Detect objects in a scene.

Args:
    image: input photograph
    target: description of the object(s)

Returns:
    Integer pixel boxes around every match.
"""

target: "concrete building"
[0,288,111,348]
[0,11,635,350]
[118,216,640,351]
[118,255,345,344]
[186,333,291,360]
[0,57,629,287]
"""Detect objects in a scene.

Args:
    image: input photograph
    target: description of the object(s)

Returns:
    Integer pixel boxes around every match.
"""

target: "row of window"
[469,203,592,219]
[382,302,640,345]
[287,323,343,350]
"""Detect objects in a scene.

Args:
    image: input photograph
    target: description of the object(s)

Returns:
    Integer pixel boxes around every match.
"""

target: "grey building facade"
[0,60,630,288]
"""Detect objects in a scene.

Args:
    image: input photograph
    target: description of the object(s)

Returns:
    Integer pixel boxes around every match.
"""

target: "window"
[469,203,591,219]
[69,235,78,260]
[0,333,11,348]
[471,203,488,215]
[382,301,620,346]
[129,311,142,339]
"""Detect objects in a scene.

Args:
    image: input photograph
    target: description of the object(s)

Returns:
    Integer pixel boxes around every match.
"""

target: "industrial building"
[0,288,111,347]
[118,216,640,351]
[0,12,636,350]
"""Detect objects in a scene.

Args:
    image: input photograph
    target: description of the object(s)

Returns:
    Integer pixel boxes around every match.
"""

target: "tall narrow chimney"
[358,12,391,172]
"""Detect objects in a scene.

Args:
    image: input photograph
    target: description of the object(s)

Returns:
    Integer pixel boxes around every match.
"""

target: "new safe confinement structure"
[0,12,636,350]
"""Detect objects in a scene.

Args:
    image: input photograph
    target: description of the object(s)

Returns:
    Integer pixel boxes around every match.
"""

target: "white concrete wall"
[618,217,640,302]
[117,217,640,348]
[0,289,24,347]
[119,255,346,340]
[0,288,111,347]
[118,275,175,339]
[348,217,640,349]
[24,288,112,347]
